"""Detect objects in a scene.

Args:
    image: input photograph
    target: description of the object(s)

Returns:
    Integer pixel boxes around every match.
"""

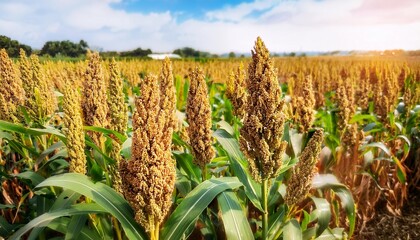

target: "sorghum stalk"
[186,67,215,172]
[239,37,287,240]
[27,54,57,124]
[239,37,287,183]
[285,129,324,206]
[293,75,316,133]
[107,58,127,194]
[63,84,86,174]
[159,57,177,150]
[0,49,25,123]
[82,51,108,148]
[119,74,175,238]
[226,62,247,119]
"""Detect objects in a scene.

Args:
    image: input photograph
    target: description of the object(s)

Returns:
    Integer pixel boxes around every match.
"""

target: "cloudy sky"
[1,0,420,53]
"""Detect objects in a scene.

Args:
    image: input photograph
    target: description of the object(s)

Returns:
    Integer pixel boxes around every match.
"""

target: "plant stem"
[262,179,269,240]
[112,217,122,240]
[155,221,160,240]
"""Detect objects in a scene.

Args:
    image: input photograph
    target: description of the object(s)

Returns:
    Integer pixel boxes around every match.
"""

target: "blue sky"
[1,0,419,53]
[112,0,254,21]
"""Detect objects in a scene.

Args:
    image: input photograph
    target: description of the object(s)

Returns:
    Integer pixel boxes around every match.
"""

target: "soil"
[357,189,420,240]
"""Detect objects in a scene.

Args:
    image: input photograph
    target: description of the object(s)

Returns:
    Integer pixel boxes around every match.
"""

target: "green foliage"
[40,40,88,57]
[173,47,211,58]
[0,35,32,57]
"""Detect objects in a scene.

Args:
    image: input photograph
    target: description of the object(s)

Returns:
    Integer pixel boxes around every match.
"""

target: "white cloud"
[0,0,419,53]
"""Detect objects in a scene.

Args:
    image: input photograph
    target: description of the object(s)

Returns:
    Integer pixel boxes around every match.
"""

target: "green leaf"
[173,151,201,184]
[312,174,355,237]
[311,197,331,236]
[350,114,377,124]
[175,169,192,197]
[213,129,263,211]
[121,137,132,159]
[48,218,102,240]
[0,120,66,143]
[392,156,407,184]
[289,129,303,157]
[9,203,106,240]
[14,171,45,188]
[28,190,82,240]
[267,206,286,240]
[283,219,302,240]
[218,190,254,240]
[85,138,116,165]
[316,228,345,240]
[161,177,242,240]
[0,216,16,238]
[36,141,66,164]
[35,173,147,240]
[84,126,127,143]
[65,215,88,240]
[360,142,391,156]
[217,120,235,136]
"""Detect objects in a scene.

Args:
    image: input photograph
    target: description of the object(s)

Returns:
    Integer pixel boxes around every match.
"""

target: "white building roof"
[147,53,181,60]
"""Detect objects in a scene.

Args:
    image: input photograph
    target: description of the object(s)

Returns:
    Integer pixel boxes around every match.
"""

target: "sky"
[1,0,420,54]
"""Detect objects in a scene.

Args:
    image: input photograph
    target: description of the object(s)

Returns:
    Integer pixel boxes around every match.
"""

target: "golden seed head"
[239,37,287,183]
[335,80,355,133]
[120,74,175,232]
[186,67,215,169]
[159,57,177,151]
[22,54,57,123]
[82,52,108,146]
[63,84,86,174]
[293,75,315,133]
[226,62,247,119]
[285,129,324,206]
[108,58,128,136]
[0,49,25,122]
[19,49,33,97]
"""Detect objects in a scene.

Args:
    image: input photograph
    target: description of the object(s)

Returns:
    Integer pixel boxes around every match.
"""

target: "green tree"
[0,35,32,57]
[40,40,89,57]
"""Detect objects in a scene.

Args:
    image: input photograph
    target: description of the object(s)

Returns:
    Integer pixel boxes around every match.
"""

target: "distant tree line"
[173,47,212,58]
[40,40,89,57]
[0,35,32,57]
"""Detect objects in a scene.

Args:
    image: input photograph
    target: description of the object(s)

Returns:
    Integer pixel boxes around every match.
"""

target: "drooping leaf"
[0,120,66,142]
[283,219,302,240]
[47,215,102,240]
[312,174,355,237]
[161,177,242,240]
[213,129,263,211]
[218,190,254,240]
[9,203,106,240]
[311,197,331,236]
[35,173,147,240]
[267,205,286,240]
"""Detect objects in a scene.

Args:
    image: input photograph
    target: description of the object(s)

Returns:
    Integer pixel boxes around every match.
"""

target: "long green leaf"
[267,206,286,240]
[311,197,331,236]
[48,218,102,240]
[218,190,254,240]
[28,190,82,240]
[161,177,242,240]
[359,142,391,156]
[213,129,263,211]
[312,174,355,237]
[35,173,147,240]
[0,120,66,142]
[283,219,302,240]
[84,126,127,143]
[9,203,105,240]
[65,215,88,240]
[173,151,201,184]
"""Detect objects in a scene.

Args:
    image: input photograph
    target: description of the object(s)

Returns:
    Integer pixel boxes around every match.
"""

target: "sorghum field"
[1,37,419,240]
